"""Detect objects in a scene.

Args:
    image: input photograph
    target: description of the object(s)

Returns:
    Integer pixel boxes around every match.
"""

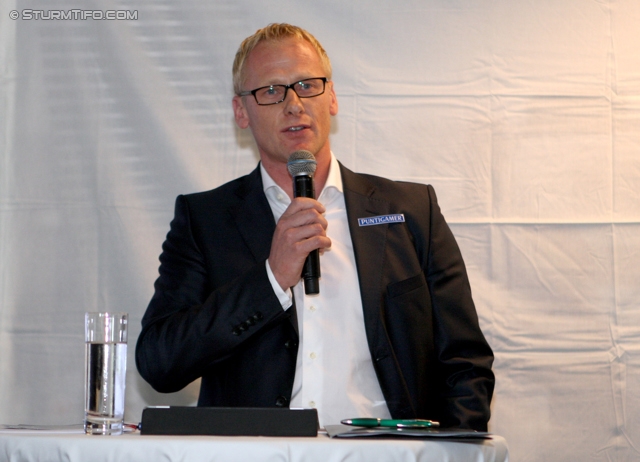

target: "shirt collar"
[260,152,343,203]
[260,161,282,195]
[323,152,343,195]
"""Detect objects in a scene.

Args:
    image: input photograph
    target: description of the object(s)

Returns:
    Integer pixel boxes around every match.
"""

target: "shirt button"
[309,305,317,312]
[309,352,316,360]
[276,193,285,202]
[309,401,316,408]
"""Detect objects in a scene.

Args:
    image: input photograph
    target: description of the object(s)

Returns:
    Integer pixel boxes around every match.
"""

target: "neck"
[261,151,331,200]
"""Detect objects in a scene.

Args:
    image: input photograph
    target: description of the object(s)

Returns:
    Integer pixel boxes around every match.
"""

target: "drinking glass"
[84,312,128,435]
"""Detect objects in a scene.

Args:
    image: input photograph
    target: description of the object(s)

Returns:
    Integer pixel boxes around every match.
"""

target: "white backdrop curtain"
[1,1,639,461]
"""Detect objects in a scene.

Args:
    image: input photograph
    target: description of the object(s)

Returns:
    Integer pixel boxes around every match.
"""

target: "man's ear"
[232,96,250,129]
[328,82,338,116]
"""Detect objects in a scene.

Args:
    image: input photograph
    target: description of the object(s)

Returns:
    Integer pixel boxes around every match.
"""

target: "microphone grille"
[287,150,317,176]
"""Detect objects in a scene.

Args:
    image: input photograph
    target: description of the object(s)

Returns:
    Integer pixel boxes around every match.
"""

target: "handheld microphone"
[287,150,320,295]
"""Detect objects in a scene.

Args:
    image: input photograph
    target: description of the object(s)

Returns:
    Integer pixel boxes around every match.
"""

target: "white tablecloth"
[0,430,508,462]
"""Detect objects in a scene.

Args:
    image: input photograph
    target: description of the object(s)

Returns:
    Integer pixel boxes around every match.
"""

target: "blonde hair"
[232,23,332,95]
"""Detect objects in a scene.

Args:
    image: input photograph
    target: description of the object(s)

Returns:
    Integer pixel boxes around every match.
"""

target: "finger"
[278,208,328,232]
[280,197,326,218]
[287,228,331,252]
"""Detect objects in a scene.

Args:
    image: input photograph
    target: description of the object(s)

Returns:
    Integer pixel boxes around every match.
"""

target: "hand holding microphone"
[269,151,331,296]
[287,151,321,294]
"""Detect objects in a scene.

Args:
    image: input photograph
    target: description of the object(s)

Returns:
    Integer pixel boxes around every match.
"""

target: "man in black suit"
[135,23,494,431]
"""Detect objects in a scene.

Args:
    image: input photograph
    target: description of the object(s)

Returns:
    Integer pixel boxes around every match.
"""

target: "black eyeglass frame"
[238,77,328,106]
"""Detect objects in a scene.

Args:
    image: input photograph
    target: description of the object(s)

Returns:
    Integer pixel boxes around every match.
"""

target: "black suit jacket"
[135,162,495,430]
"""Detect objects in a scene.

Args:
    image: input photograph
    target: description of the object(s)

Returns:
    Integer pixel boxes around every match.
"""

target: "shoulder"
[340,164,437,205]
[179,165,263,211]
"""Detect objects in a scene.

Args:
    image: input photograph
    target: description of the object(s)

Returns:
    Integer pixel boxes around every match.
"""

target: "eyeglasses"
[239,77,327,106]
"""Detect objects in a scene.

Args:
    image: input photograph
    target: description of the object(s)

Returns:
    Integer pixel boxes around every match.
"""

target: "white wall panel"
[1,1,639,460]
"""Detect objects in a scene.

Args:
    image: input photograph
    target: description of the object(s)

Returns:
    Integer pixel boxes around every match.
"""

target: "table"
[0,429,509,462]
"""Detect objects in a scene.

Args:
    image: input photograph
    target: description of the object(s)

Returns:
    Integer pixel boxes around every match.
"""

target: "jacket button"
[284,340,297,350]
[275,396,288,407]
[232,328,241,336]
[252,312,263,321]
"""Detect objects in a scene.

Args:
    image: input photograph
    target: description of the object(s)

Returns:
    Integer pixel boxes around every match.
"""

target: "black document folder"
[325,424,491,439]
[140,406,319,437]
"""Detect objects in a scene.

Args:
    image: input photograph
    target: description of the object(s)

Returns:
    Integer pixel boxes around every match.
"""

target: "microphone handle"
[293,175,320,294]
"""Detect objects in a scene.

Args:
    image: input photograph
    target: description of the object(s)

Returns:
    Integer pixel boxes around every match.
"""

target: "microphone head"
[287,150,317,177]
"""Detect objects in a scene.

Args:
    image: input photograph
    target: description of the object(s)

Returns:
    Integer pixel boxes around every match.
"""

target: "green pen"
[341,418,440,428]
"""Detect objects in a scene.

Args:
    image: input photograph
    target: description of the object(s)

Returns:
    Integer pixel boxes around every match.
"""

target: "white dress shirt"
[261,154,391,428]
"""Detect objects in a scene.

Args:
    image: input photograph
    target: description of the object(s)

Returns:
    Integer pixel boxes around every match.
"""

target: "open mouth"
[284,125,308,132]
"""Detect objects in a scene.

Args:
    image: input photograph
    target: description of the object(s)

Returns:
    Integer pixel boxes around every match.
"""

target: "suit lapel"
[340,164,390,356]
[230,165,276,262]
[229,164,298,335]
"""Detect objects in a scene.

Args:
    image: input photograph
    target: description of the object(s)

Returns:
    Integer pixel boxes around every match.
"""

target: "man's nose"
[283,88,304,114]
